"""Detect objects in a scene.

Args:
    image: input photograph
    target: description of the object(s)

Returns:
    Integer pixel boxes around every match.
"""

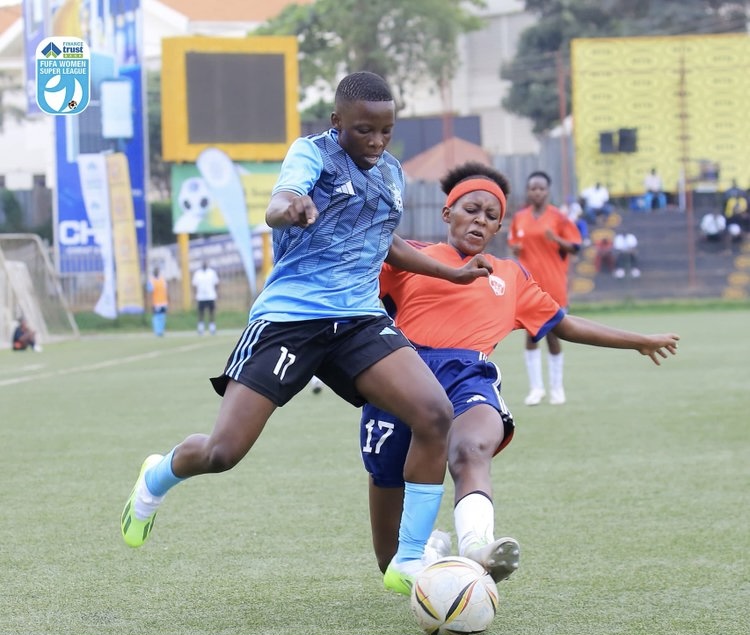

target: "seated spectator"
[613,232,640,278]
[723,179,748,242]
[12,317,40,351]
[594,235,616,274]
[581,182,612,224]
[643,168,667,211]
[699,210,729,250]
[562,195,590,246]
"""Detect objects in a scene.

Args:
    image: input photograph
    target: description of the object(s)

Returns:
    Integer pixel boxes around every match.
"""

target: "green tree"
[503,0,748,134]
[254,0,486,111]
[0,188,24,232]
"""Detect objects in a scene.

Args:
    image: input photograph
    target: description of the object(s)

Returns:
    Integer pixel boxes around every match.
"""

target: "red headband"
[445,178,507,220]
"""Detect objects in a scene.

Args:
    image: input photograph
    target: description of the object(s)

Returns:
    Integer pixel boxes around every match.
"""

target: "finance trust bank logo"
[35,37,90,115]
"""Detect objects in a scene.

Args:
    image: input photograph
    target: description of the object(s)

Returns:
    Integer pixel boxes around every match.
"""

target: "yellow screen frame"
[161,36,300,162]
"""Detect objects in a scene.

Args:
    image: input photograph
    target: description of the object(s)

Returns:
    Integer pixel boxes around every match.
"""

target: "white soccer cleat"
[549,388,566,405]
[524,388,545,406]
[423,529,452,564]
[466,537,521,583]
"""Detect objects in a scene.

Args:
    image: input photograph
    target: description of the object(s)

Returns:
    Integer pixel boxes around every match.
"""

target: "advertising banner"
[172,158,282,294]
[23,0,147,315]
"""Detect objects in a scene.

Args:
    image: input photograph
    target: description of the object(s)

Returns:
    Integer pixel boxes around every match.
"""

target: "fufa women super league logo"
[35,37,90,115]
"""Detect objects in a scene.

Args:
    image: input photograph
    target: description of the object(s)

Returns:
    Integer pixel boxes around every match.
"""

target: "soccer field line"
[0,341,214,388]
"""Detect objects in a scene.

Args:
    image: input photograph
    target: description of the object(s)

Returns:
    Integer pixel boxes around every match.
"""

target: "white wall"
[0,89,56,188]
[399,0,538,155]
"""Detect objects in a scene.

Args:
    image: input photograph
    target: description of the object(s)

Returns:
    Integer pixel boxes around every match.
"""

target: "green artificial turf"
[1,308,747,635]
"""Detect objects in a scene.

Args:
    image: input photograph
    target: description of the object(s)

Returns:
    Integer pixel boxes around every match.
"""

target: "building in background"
[0,0,537,196]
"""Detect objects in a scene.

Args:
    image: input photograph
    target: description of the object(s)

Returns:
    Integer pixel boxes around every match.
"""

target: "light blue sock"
[395,482,444,563]
[144,448,185,496]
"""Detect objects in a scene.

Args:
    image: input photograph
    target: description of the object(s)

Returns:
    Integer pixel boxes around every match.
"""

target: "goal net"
[0,234,79,349]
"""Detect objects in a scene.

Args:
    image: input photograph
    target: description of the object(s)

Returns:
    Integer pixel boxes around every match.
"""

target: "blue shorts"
[360,347,515,488]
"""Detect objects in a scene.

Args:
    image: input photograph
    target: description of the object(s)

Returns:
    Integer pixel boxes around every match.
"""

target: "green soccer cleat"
[121,454,164,548]
[383,558,425,596]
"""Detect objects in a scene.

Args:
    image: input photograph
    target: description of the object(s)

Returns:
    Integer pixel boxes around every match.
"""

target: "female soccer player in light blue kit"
[121,71,492,595]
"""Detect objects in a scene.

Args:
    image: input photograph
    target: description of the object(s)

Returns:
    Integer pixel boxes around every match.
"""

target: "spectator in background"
[192,260,220,335]
[147,266,169,337]
[562,195,590,246]
[613,232,640,278]
[581,182,612,224]
[12,316,39,351]
[699,209,728,249]
[594,235,616,274]
[643,168,667,211]
[723,179,748,241]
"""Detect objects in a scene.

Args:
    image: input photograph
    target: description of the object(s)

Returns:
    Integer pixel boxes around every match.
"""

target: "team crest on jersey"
[389,184,403,213]
[488,275,506,296]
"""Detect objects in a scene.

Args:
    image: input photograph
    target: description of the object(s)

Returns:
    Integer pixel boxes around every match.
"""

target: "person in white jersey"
[191,260,220,335]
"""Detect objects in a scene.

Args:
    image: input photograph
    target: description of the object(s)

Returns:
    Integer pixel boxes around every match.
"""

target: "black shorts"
[198,300,216,313]
[210,315,413,407]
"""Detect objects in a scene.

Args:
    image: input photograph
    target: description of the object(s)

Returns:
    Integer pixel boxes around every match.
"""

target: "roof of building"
[0,4,21,34]
[156,0,313,23]
[401,136,492,182]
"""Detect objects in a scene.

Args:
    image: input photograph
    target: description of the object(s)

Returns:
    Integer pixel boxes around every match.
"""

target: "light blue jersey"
[249,129,406,322]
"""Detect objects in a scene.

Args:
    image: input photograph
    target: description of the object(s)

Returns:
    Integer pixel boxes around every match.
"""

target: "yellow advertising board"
[571,34,750,196]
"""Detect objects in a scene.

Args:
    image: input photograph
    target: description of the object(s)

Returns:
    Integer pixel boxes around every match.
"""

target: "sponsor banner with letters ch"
[23,0,148,318]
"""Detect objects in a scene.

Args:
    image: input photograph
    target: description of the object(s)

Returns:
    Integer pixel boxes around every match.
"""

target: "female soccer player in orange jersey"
[507,171,582,406]
[361,162,679,593]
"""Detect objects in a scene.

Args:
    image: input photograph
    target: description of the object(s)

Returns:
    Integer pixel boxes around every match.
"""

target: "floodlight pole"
[678,53,697,289]
[556,50,571,204]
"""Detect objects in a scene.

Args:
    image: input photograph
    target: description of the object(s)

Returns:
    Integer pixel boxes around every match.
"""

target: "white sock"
[548,352,564,391]
[524,348,544,392]
[455,493,495,556]
[209,322,216,334]
[197,321,205,334]
[133,478,164,520]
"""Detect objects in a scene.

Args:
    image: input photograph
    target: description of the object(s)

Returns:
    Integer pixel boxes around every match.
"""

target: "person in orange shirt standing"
[147,266,169,337]
[507,171,582,406]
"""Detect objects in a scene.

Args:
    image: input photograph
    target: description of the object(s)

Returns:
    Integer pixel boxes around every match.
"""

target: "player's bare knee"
[412,396,453,439]
[449,437,492,471]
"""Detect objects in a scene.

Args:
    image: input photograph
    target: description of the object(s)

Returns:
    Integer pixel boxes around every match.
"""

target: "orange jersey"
[507,205,581,306]
[380,243,565,356]
[149,276,168,308]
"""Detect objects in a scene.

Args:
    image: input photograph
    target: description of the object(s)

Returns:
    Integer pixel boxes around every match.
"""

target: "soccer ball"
[410,557,499,635]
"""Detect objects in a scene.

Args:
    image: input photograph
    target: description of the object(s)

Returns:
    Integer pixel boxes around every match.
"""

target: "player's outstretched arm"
[386,235,493,283]
[553,315,680,366]
[266,191,319,228]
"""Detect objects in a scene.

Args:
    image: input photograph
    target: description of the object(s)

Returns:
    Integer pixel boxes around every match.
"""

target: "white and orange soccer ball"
[410,556,499,635]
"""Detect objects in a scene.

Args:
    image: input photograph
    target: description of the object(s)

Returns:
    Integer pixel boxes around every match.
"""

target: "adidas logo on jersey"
[334,181,355,195]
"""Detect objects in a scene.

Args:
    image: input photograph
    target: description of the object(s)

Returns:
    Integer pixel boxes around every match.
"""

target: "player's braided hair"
[335,71,393,104]
[440,161,511,198]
